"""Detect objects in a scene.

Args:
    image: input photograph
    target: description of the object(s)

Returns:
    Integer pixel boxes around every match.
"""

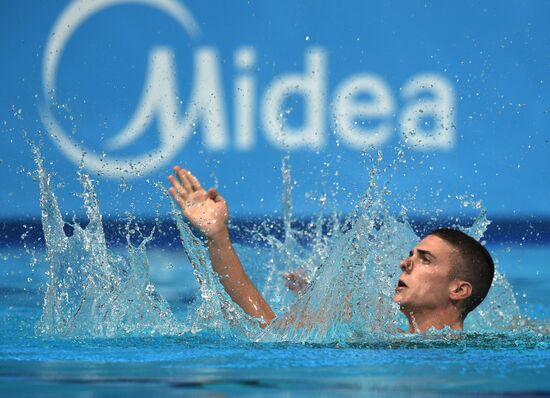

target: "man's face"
[393,235,458,313]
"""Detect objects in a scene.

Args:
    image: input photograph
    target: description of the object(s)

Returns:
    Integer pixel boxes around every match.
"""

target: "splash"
[458,201,523,332]
[34,145,180,338]
[33,145,526,342]
[254,156,525,343]
[168,198,261,338]
[257,153,417,343]
[255,155,342,314]
[34,144,259,339]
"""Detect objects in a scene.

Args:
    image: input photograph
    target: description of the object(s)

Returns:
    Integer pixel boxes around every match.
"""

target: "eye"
[420,254,431,264]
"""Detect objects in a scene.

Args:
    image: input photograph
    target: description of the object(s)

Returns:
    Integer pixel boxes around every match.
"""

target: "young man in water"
[168,166,495,333]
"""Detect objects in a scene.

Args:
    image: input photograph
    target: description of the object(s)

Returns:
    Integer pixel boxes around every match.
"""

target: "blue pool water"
[0,152,548,397]
[1,241,549,397]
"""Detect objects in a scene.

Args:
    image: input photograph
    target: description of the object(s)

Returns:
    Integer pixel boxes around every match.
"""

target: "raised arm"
[168,166,275,326]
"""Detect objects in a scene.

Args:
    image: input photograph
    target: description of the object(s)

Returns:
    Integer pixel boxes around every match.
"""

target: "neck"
[403,307,463,333]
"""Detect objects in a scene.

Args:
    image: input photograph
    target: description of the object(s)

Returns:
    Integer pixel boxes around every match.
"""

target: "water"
[0,149,548,396]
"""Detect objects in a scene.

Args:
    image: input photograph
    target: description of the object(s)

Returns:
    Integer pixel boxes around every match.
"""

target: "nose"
[400,257,413,273]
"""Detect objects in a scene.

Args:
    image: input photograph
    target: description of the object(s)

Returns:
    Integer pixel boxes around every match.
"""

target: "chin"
[393,292,404,304]
[393,296,410,312]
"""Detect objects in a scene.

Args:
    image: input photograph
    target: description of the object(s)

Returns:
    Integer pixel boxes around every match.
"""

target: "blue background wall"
[1,1,549,220]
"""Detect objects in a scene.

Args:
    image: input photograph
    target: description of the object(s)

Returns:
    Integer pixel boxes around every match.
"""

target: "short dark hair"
[428,228,495,318]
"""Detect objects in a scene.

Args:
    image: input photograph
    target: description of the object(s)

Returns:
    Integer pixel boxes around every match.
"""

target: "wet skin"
[394,235,470,331]
[169,165,471,332]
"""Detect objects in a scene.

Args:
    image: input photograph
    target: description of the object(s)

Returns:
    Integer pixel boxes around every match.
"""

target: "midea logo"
[40,0,456,178]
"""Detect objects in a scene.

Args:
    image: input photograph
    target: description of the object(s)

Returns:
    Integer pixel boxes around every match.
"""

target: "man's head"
[394,228,494,327]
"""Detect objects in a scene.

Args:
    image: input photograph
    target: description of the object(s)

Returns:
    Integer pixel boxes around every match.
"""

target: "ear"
[449,280,472,302]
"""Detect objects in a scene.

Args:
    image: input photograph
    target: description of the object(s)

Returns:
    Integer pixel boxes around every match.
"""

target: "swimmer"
[168,166,495,333]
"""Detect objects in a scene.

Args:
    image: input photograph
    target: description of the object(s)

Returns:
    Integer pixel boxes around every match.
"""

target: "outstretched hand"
[169,166,276,326]
[168,166,228,240]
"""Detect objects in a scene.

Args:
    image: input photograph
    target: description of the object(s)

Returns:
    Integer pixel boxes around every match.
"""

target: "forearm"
[207,229,275,325]
[167,167,274,324]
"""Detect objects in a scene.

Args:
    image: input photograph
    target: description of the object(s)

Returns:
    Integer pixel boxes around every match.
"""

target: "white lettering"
[41,0,202,178]
[234,47,257,150]
[106,47,191,151]
[332,74,394,149]
[400,74,455,151]
[42,0,458,179]
[261,48,326,150]
[107,47,229,152]
[191,48,229,150]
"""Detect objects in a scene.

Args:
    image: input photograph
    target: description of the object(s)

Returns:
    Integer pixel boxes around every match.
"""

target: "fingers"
[168,174,188,202]
[168,166,196,198]
[169,166,215,211]
[173,166,194,193]
[168,186,186,211]
[170,166,204,192]
[186,170,203,191]
[168,167,191,211]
